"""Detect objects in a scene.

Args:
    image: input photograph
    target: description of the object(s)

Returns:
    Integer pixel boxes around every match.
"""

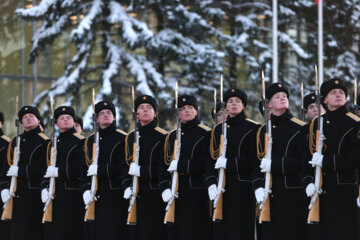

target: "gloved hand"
[6,166,19,177]
[44,166,59,178]
[87,164,98,176]
[309,152,323,168]
[1,189,10,203]
[357,197,360,208]
[208,184,218,201]
[167,160,178,172]
[128,163,141,177]
[123,187,132,200]
[161,189,172,202]
[306,183,316,197]
[260,158,271,173]
[255,187,266,204]
[83,190,92,206]
[215,156,227,169]
[41,189,50,203]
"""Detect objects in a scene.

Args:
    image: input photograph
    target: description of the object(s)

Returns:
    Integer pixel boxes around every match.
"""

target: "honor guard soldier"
[81,100,128,240]
[123,95,167,240]
[74,115,83,135]
[160,95,211,240]
[41,106,85,240]
[253,83,308,240]
[304,78,360,240]
[212,102,228,124]
[0,112,11,240]
[0,106,50,240]
[303,93,325,122]
[206,88,260,240]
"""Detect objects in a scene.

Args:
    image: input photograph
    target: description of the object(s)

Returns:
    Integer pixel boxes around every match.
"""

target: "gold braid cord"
[256,126,267,161]
[7,138,14,166]
[164,132,173,166]
[84,137,93,167]
[125,134,133,166]
[210,126,221,160]
[46,141,52,167]
[309,118,326,155]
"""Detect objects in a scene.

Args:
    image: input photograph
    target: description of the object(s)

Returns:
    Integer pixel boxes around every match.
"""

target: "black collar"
[139,119,157,134]
[325,105,348,121]
[59,127,76,138]
[99,122,116,137]
[181,117,200,132]
[271,109,293,125]
[23,125,42,137]
[227,111,246,126]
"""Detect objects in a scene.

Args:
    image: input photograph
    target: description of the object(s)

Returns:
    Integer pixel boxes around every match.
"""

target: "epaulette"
[290,117,306,126]
[116,129,127,135]
[346,112,360,122]
[38,132,50,140]
[1,135,10,142]
[246,118,259,125]
[198,124,211,131]
[155,127,168,135]
[73,132,85,140]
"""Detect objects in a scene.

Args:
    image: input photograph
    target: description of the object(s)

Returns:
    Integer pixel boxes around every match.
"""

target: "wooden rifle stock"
[84,143,98,222]
[127,142,139,225]
[42,147,56,223]
[259,132,272,223]
[212,135,225,221]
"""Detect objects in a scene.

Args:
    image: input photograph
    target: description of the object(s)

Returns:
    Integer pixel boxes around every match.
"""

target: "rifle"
[127,87,140,225]
[42,96,57,223]
[213,74,227,222]
[1,96,20,221]
[300,82,305,121]
[84,89,99,222]
[307,66,324,223]
[164,82,181,224]
[259,71,273,223]
[354,79,360,212]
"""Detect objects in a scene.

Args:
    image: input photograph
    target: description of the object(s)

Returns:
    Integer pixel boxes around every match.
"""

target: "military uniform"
[124,119,167,240]
[160,115,211,240]
[0,128,11,240]
[81,122,128,240]
[42,127,85,240]
[207,111,260,240]
[303,79,360,240]
[0,125,50,240]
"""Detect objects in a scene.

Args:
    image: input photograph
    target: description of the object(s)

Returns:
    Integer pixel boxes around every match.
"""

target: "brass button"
[323,172,326,176]
[270,194,274,198]
[272,125,276,128]
[326,120,330,124]
[100,137,102,140]
[181,133,184,135]
[23,139,26,142]
[323,190,326,194]
[227,125,230,128]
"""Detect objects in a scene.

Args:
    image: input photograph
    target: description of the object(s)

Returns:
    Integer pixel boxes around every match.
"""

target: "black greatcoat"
[159,117,211,240]
[206,112,260,240]
[0,126,49,240]
[42,128,85,240]
[0,129,11,240]
[123,119,167,240]
[81,122,128,240]
[253,110,308,240]
[303,106,360,240]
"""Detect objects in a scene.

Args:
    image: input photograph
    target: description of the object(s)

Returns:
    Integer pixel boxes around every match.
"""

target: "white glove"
[215,156,227,169]
[44,166,59,178]
[87,164,98,176]
[309,152,323,167]
[255,187,266,204]
[41,189,50,203]
[1,189,10,203]
[167,160,178,172]
[357,197,360,208]
[306,183,316,197]
[6,166,19,177]
[162,189,172,202]
[123,187,132,200]
[83,190,92,206]
[128,163,141,177]
[260,158,271,173]
[208,184,218,201]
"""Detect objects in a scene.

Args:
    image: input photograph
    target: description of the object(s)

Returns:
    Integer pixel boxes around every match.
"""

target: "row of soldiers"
[0,77,359,240]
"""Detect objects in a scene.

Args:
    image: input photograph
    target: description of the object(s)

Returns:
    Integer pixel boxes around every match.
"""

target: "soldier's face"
[137,103,156,125]
[306,103,325,120]
[56,114,74,132]
[97,109,114,128]
[74,123,82,134]
[268,92,288,112]
[21,113,40,131]
[226,97,244,117]
[179,105,197,123]
[324,88,347,111]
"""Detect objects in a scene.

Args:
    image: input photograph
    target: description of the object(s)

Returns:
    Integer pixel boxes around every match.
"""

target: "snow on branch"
[16,0,57,19]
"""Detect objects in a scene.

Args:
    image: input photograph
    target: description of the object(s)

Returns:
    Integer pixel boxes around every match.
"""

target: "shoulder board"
[198,124,211,131]
[38,132,49,140]
[346,112,360,122]
[155,127,168,135]
[246,118,259,125]
[1,135,10,142]
[116,129,127,135]
[290,117,306,126]
[73,132,85,140]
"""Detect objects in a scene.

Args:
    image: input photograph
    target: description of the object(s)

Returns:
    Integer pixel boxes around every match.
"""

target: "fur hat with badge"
[18,106,41,123]
[54,106,75,120]
[177,95,198,110]
[265,83,289,100]
[223,88,248,107]
[135,95,157,112]
[320,77,348,98]
[95,101,116,118]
